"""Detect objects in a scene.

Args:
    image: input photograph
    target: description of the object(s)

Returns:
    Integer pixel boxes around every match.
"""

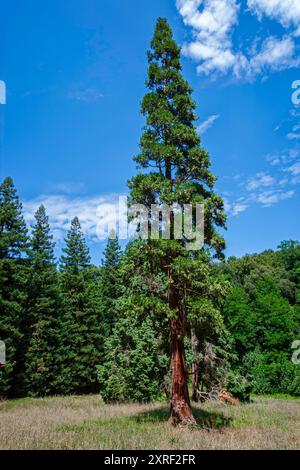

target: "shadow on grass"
[131,406,231,430]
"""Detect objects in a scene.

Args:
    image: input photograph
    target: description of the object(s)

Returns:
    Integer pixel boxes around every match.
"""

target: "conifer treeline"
[0,177,121,397]
[1,176,300,400]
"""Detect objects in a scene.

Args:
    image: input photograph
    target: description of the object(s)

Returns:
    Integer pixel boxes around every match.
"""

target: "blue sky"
[1,0,300,264]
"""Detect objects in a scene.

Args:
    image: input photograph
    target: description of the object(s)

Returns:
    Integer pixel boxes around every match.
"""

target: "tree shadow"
[131,406,231,430]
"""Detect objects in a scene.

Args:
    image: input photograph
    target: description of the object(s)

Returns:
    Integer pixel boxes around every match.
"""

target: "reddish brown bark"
[168,269,196,426]
[191,328,201,402]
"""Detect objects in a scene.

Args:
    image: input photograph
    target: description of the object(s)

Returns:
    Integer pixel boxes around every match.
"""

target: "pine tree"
[126,19,227,425]
[24,205,62,396]
[0,177,28,397]
[58,217,102,394]
[60,216,90,273]
[103,234,121,268]
[100,234,122,337]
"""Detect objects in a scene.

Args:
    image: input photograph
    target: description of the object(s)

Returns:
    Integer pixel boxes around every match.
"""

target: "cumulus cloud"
[177,0,240,75]
[197,114,220,134]
[248,0,300,35]
[248,36,297,75]
[176,0,300,80]
[23,193,124,243]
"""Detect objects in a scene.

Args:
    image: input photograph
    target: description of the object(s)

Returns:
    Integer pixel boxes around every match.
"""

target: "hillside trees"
[221,247,300,395]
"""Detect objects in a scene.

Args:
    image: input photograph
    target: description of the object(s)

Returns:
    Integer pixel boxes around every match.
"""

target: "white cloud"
[224,198,248,216]
[231,203,248,216]
[246,172,275,191]
[266,149,299,166]
[23,193,123,242]
[248,0,300,34]
[287,133,300,140]
[254,189,295,206]
[284,161,300,175]
[177,0,240,75]
[248,35,297,75]
[291,175,300,185]
[176,0,300,79]
[287,127,300,140]
[197,114,220,134]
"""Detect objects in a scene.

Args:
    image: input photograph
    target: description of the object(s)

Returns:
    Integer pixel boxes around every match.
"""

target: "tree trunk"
[191,328,201,402]
[168,268,195,426]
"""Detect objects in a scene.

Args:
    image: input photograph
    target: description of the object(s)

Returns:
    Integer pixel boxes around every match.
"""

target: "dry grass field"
[0,395,299,450]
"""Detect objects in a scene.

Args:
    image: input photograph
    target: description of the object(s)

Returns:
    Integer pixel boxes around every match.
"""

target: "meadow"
[0,395,299,450]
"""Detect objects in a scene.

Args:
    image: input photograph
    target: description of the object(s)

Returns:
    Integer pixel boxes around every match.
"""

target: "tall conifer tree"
[0,177,28,397]
[25,205,62,396]
[126,19,226,425]
[59,217,102,394]
[100,234,122,337]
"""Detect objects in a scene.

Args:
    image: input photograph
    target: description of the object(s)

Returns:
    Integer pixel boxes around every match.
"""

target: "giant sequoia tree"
[127,19,226,425]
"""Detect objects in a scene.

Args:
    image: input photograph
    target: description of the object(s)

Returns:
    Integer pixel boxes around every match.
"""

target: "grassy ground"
[0,395,300,450]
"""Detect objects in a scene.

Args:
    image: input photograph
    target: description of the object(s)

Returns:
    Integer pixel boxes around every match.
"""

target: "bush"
[226,370,251,402]
[97,316,167,403]
[243,350,300,396]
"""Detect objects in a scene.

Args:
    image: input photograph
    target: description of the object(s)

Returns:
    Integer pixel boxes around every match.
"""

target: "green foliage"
[100,235,122,337]
[243,351,300,396]
[0,177,28,397]
[98,315,167,403]
[57,217,102,395]
[221,244,300,397]
[0,19,299,406]
[24,205,62,396]
[105,19,227,408]
[226,370,252,403]
[128,18,226,256]
[60,216,90,273]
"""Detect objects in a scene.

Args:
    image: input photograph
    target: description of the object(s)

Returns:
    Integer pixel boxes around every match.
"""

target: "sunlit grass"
[0,395,299,450]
